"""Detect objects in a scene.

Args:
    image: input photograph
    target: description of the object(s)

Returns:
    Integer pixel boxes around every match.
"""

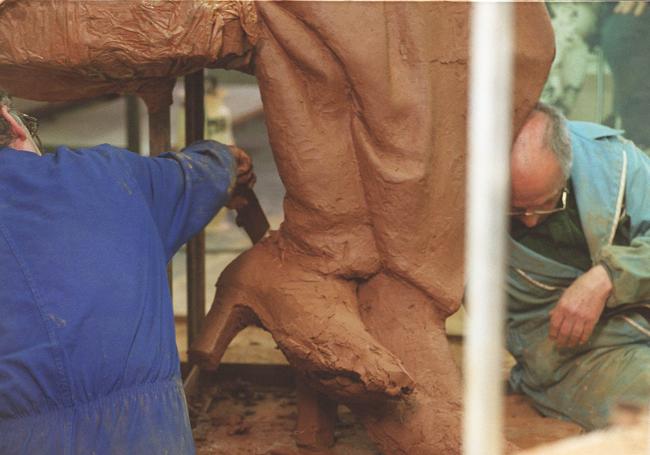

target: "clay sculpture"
[0,1,554,453]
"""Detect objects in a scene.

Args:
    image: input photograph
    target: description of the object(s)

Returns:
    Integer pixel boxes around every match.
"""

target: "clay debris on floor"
[188,375,583,454]
[189,382,378,455]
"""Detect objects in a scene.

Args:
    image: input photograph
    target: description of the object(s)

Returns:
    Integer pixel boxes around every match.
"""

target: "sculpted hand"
[549,265,613,348]
[614,1,647,16]
[226,145,256,210]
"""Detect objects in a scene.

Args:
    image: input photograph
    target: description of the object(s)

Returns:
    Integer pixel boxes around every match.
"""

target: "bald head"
[511,110,563,199]
[510,103,571,227]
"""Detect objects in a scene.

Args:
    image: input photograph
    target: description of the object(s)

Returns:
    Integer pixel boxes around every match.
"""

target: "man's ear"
[0,106,28,144]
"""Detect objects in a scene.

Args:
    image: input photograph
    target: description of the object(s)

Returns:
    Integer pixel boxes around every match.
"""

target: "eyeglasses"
[9,109,43,153]
[508,187,568,217]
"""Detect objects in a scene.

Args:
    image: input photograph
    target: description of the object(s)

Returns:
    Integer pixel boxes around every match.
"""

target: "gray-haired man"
[506,102,650,430]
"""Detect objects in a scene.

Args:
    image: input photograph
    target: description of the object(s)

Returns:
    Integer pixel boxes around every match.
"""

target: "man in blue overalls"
[507,102,650,430]
[0,91,254,454]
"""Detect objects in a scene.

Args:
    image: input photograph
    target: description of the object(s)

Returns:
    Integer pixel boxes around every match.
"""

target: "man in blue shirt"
[0,92,254,454]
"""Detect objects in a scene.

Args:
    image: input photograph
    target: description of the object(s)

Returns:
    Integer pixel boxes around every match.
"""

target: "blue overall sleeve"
[596,141,650,307]
[98,141,236,260]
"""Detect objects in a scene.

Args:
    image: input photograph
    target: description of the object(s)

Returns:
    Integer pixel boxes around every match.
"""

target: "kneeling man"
[507,102,650,430]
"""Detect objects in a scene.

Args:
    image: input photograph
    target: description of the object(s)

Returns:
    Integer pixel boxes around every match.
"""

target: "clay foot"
[351,272,463,455]
[190,233,414,403]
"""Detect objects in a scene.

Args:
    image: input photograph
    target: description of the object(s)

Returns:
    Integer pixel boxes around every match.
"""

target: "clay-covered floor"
[181,328,583,454]
[189,385,582,454]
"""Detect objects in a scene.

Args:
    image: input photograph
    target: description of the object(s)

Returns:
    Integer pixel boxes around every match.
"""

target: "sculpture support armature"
[0,2,555,453]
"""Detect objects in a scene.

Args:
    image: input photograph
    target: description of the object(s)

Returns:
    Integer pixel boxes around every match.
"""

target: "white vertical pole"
[463,2,514,455]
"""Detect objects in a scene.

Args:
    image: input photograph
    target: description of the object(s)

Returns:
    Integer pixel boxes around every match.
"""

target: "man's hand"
[229,145,255,187]
[614,1,647,16]
[549,265,613,348]
[226,145,256,210]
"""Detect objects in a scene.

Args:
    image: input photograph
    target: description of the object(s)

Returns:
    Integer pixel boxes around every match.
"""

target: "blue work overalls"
[0,141,234,454]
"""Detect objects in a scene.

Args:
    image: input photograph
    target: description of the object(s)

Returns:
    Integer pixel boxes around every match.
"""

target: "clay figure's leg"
[193,1,419,401]
[278,2,555,313]
[246,5,552,452]
[353,272,463,455]
[253,1,381,279]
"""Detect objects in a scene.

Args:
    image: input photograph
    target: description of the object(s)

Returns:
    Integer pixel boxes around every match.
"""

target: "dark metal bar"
[147,102,173,295]
[125,95,141,154]
[184,70,206,348]
[148,107,171,157]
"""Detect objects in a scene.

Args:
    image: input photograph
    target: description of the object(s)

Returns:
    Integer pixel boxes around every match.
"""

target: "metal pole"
[147,102,173,295]
[148,107,171,157]
[184,70,206,348]
[125,95,141,154]
[463,3,514,455]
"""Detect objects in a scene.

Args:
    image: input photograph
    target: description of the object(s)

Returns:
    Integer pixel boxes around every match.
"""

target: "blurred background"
[539,1,650,152]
